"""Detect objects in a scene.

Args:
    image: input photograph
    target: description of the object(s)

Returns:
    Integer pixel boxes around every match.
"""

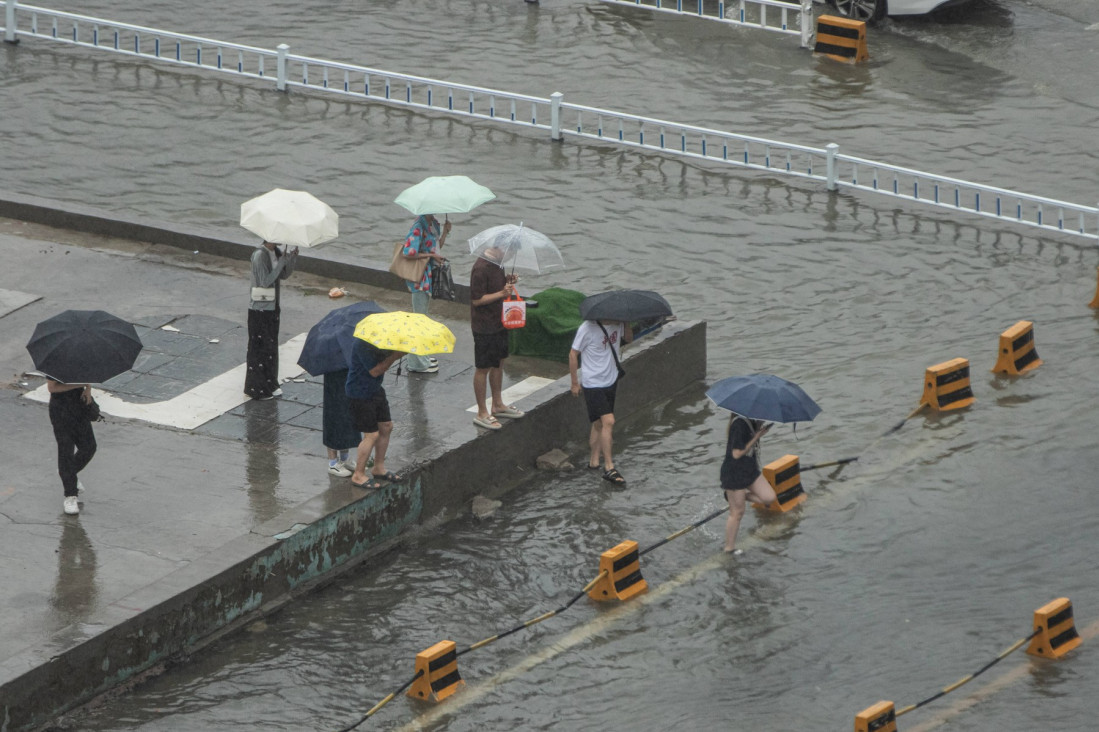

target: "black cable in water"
[895,628,1041,717]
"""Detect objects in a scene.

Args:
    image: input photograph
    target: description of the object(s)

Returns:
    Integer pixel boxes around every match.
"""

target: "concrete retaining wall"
[0,189,473,303]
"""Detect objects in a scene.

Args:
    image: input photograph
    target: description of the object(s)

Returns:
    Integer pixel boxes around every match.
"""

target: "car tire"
[828,0,887,22]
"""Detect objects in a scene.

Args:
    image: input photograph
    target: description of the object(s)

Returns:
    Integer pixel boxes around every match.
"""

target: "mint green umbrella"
[394,175,495,215]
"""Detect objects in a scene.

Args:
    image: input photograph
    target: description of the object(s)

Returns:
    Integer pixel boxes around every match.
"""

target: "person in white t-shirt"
[569,319,632,486]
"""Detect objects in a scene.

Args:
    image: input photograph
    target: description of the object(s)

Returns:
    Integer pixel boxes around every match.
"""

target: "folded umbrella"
[297,301,387,376]
[579,290,673,322]
[706,373,822,423]
[353,312,456,356]
[394,175,495,216]
[240,188,339,248]
[26,310,143,384]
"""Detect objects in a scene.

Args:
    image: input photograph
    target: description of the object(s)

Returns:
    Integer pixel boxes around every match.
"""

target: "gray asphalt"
[0,216,567,697]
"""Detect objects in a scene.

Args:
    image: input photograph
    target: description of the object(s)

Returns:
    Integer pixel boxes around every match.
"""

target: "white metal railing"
[3,2,1096,242]
[598,0,815,48]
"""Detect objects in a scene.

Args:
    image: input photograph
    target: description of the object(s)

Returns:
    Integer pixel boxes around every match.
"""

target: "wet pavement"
[0,217,570,721]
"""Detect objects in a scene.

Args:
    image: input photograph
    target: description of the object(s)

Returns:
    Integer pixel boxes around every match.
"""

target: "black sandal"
[602,468,626,485]
[372,470,400,483]
[351,477,381,490]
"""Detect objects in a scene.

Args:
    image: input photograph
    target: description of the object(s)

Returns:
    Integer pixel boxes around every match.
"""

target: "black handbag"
[83,396,103,422]
[596,321,626,381]
[431,260,456,301]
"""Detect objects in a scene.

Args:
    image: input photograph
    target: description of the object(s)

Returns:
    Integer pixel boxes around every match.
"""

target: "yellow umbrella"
[353,312,456,356]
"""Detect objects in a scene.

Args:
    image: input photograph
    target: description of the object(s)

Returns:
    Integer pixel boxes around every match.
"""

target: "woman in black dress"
[720,414,777,554]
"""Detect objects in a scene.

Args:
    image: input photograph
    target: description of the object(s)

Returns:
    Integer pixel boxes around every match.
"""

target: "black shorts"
[583,382,617,423]
[474,330,509,369]
[349,390,391,434]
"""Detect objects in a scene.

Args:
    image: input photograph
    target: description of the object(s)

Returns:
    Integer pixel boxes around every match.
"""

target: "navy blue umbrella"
[297,301,386,376]
[705,374,822,423]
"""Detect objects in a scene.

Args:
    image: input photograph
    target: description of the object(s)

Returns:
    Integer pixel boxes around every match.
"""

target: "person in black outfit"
[720,414,777,554]
[48,380,97,516]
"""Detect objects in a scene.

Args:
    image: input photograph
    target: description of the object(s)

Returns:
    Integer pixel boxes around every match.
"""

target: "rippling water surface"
[4,0,1099,729]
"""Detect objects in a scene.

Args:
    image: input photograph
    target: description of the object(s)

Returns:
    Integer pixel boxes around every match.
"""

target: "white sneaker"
[328,462,353,477]
[63,496,79,515]
[77,479,85,493]
[409,364,439,374]
[271,388,284,397]
[341,459,357,472]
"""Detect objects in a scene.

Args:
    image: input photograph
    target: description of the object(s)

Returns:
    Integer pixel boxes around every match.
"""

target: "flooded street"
[3,0,1098,729]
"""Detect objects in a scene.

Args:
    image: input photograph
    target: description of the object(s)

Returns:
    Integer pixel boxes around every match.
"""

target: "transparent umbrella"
[467,223,565,276]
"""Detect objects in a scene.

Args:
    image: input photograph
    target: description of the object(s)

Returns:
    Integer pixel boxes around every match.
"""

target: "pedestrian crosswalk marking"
[465,376,556,413]
[23,333,308,430]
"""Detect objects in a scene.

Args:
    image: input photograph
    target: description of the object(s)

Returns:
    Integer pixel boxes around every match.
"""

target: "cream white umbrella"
[240,188,339,247]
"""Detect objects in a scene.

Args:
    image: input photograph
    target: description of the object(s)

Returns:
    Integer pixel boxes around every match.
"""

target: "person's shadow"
[243,400,285,524]
[51,520,98,621]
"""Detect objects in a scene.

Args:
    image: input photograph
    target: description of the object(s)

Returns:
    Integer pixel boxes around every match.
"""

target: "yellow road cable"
[905,617,1099,732]
[337,670,424,731]
[895,629,1039,717]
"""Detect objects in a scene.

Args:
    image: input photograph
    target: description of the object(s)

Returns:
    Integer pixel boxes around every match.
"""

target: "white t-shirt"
[571,320,626,389]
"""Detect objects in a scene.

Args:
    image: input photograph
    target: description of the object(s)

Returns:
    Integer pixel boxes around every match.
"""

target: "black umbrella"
[26,310,143,384]
[579,290,673,322]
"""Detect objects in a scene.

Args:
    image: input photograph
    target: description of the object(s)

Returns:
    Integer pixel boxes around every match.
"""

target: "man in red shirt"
[469,246,525,429]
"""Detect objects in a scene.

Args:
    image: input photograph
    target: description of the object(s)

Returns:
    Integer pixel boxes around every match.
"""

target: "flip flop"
[473,414,502,430]
[602,468,626,486]
[372,470,400,483]
[351,477,382,490]
[492,405,525,419]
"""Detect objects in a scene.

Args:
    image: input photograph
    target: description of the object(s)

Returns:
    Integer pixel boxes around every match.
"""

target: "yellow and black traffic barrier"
[919,358,975,412]
[813,15,869,64]
[588,540,648,602]
[1027,597,1082,660]
[752,454,807,512]
[1089,266,1099,308]
[855,700,897,732]
[991,320,1042,375]
[407,640,464,702]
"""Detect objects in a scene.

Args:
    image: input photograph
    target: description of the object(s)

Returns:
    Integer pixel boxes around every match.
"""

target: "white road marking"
[465,376,556,413]
[23,333,308,430]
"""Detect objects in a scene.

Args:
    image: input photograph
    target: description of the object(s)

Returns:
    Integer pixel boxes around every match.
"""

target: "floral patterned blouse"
[401,215,440,293]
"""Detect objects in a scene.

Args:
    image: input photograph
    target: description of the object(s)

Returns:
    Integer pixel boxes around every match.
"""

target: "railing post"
[826,142,839,191]
[276,43,289,92]
[550,91,563,142]
[800,0,813,49]
[4,0,19,45]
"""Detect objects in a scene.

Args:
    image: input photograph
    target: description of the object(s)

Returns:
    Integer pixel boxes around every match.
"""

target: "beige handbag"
[388,240,428,283]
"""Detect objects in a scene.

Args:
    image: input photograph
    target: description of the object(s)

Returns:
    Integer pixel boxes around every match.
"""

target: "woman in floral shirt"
[400,213,450,373]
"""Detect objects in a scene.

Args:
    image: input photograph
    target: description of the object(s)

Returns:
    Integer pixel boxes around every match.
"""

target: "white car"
[819,0,976,22]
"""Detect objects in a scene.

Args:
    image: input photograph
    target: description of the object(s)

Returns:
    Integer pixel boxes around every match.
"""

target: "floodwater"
[4,0,1099,729]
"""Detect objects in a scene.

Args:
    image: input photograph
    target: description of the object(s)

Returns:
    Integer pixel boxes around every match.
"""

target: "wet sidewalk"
[0,219,580,728]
